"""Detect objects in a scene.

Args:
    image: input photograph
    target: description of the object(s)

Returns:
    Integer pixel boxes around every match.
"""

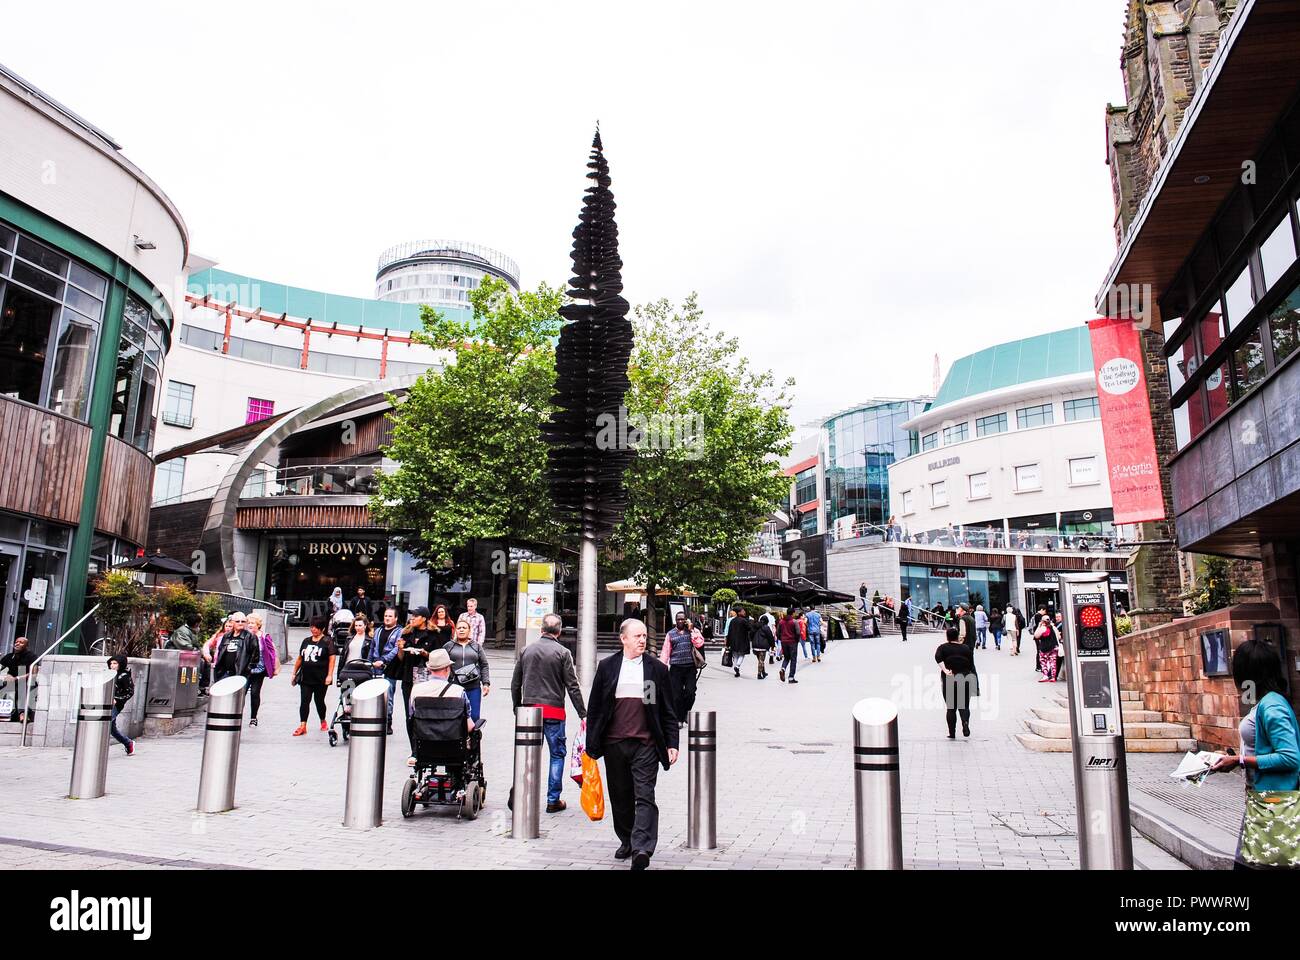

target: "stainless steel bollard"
[68,671,116,799]
[343,678,388,829]
[687,710,717,849]
[852,697,904,870]
[511,706,543,839]
[1072,734,1134,869]
[197,676,248,814]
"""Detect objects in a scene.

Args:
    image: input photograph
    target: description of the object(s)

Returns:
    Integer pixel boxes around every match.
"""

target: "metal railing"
[240,463,382,499]
[17,603,101,748]
[161,409,195,428]
[835,521,1131,554]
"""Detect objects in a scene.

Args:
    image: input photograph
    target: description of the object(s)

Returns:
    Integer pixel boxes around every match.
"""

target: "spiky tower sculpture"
[544,129,636,685]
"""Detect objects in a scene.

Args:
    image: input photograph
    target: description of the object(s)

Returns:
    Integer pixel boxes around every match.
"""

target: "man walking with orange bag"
[585,618,679,870]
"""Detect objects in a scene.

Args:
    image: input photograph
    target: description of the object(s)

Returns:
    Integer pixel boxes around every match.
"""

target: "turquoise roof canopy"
[931,326,1094,408]
[186,267,473,333]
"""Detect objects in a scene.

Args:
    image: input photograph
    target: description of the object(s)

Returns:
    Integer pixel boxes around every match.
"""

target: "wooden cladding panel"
[899,548,1016,570]
[94,436,154,545]
[282,411,393,463]
[0,396,91,525]
[235,504,379,530]
[1022,554,1127,573]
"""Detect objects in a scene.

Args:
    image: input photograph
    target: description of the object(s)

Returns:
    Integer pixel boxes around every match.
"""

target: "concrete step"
[1024,718,1193,740]
[1016,732,1199,753]
[1122,689,1143,702]
[1031,706,1163,724]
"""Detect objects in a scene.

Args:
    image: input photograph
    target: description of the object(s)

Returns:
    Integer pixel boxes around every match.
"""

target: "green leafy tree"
[1181,555,1239,615]
[608,294,793,639]
[92,571,157,658]
[372,277,564,641]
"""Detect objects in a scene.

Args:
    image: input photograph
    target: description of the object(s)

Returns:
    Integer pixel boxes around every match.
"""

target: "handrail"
[19,603,101,748]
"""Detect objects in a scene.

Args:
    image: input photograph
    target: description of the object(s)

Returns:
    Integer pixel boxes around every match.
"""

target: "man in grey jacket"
[511,613,586,812]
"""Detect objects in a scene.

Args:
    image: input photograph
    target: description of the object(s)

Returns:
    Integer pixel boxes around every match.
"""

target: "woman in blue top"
[1211,638,1300,869]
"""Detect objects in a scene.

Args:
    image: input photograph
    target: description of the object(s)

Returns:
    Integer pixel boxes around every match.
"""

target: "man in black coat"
[585,617,679,870]
[724,606,754,677]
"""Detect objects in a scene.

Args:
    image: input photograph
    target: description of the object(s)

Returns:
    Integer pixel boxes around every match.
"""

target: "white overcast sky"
[6,0,1128,428]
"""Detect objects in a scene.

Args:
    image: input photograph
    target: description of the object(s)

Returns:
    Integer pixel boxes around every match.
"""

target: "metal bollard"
[197,676,248,814]
[343,678,389,829]
[1072,734,1134,870]
[68,671,116,799]
[852,697,904,870]
[511,706,543,839]
[686,709,717,849]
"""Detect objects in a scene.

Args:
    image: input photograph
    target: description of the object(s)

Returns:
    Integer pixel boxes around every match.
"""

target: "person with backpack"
[106,655,136,757]
[750,613,774,679]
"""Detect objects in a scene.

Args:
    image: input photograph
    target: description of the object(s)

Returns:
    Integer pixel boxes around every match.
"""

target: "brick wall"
[1118,601,1283,749]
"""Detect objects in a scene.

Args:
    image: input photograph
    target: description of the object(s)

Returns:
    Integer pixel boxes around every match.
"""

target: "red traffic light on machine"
[1078,605,1105,629]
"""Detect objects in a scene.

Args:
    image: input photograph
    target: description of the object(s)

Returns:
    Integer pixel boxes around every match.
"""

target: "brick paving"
[0,630,1195,869]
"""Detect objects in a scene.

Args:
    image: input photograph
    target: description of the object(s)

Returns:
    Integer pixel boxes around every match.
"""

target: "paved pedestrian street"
[0,633,1192,870]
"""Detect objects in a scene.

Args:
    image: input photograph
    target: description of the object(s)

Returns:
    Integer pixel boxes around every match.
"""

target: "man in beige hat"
[406,647,475,765]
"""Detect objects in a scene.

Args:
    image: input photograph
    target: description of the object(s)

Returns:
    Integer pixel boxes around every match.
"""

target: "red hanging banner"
[1087,318,1166,524]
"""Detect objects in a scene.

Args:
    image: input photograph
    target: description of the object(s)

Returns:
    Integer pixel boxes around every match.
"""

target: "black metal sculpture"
[543,129,636,681]
[544,129,635,540]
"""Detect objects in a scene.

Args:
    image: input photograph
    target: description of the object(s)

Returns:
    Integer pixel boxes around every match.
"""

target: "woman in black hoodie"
[106,655,136,756]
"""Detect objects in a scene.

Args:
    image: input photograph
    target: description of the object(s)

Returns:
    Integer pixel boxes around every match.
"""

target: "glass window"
[1223,266,1254,330]
[1203,360,1231,426]
[15,235,69,278]
[1267,280,1300,366]
[239,339,272,365]
[942,422,969,444]
[975,413,1006,436]
[1063,396,1099,421]
[180,324,222,351]
[968,472,989,499]
[901,490,914,515]
[1260,214,1297,290]
[67,263,107,298]
[111,295,165,451]
[1230,325,1267,400]
[154,457,185,504]
[1167,336,1195,395]
[1016,403,1053,429]
[1199,307,1227,360]
[1015,463,1041,491]
[163,381,195,427]
[1173,395,1193,449]
[0,285,59,406]
[794,467,817,505]
[48,308,98,420]
[930,480,948,507]
[1069,457,1098,484]
[921,432,937,451]
[246,397,275,424]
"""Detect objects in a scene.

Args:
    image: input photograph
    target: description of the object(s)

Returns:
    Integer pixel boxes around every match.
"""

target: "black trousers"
[247,674,265,719]
[946,707,971,735]
[668,664,697,723]
[603,739,661,856]
[899,619,908,642]
[298,683,327,722]
[402,679,416,751]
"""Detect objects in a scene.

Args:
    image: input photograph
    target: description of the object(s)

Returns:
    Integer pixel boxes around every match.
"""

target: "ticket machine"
[1059,572,1133,870]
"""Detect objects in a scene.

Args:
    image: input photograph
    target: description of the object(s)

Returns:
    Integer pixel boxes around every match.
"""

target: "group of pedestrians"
[723,605,826,683]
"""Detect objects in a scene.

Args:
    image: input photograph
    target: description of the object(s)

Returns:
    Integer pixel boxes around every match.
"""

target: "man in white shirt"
[459,598,486,646]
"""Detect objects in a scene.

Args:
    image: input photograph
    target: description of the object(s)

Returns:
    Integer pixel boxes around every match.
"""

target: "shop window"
[1063,396,1100,421]
[975,413,1006,436]
[1014,463,1041,491]
[1016,403,1053,429]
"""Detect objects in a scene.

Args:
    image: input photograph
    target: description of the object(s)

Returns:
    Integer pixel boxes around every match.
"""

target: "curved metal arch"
[198,375,419,596]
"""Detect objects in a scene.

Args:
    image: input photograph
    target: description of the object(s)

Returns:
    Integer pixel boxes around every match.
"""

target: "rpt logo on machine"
[1086,756,1118,771]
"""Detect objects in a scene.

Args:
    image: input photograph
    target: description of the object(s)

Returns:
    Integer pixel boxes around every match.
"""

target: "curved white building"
[888,325,1120,547]
[374,239,519,308]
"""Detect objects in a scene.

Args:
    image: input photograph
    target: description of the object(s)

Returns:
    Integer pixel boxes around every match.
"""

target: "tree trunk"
[645,579,658,655]
[493,538,509,648]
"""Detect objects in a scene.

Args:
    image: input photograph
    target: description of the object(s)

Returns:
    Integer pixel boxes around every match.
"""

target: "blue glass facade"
[823,400,927,531]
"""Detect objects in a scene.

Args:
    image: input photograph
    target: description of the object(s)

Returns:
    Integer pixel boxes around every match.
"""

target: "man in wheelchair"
[402,648,487,820]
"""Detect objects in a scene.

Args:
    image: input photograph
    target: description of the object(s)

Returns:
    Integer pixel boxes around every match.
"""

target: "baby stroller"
[401,692,487,820]
[328,659,375,747]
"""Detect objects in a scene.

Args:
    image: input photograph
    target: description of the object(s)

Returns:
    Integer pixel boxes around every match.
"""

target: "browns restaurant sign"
[304,541,382,557]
